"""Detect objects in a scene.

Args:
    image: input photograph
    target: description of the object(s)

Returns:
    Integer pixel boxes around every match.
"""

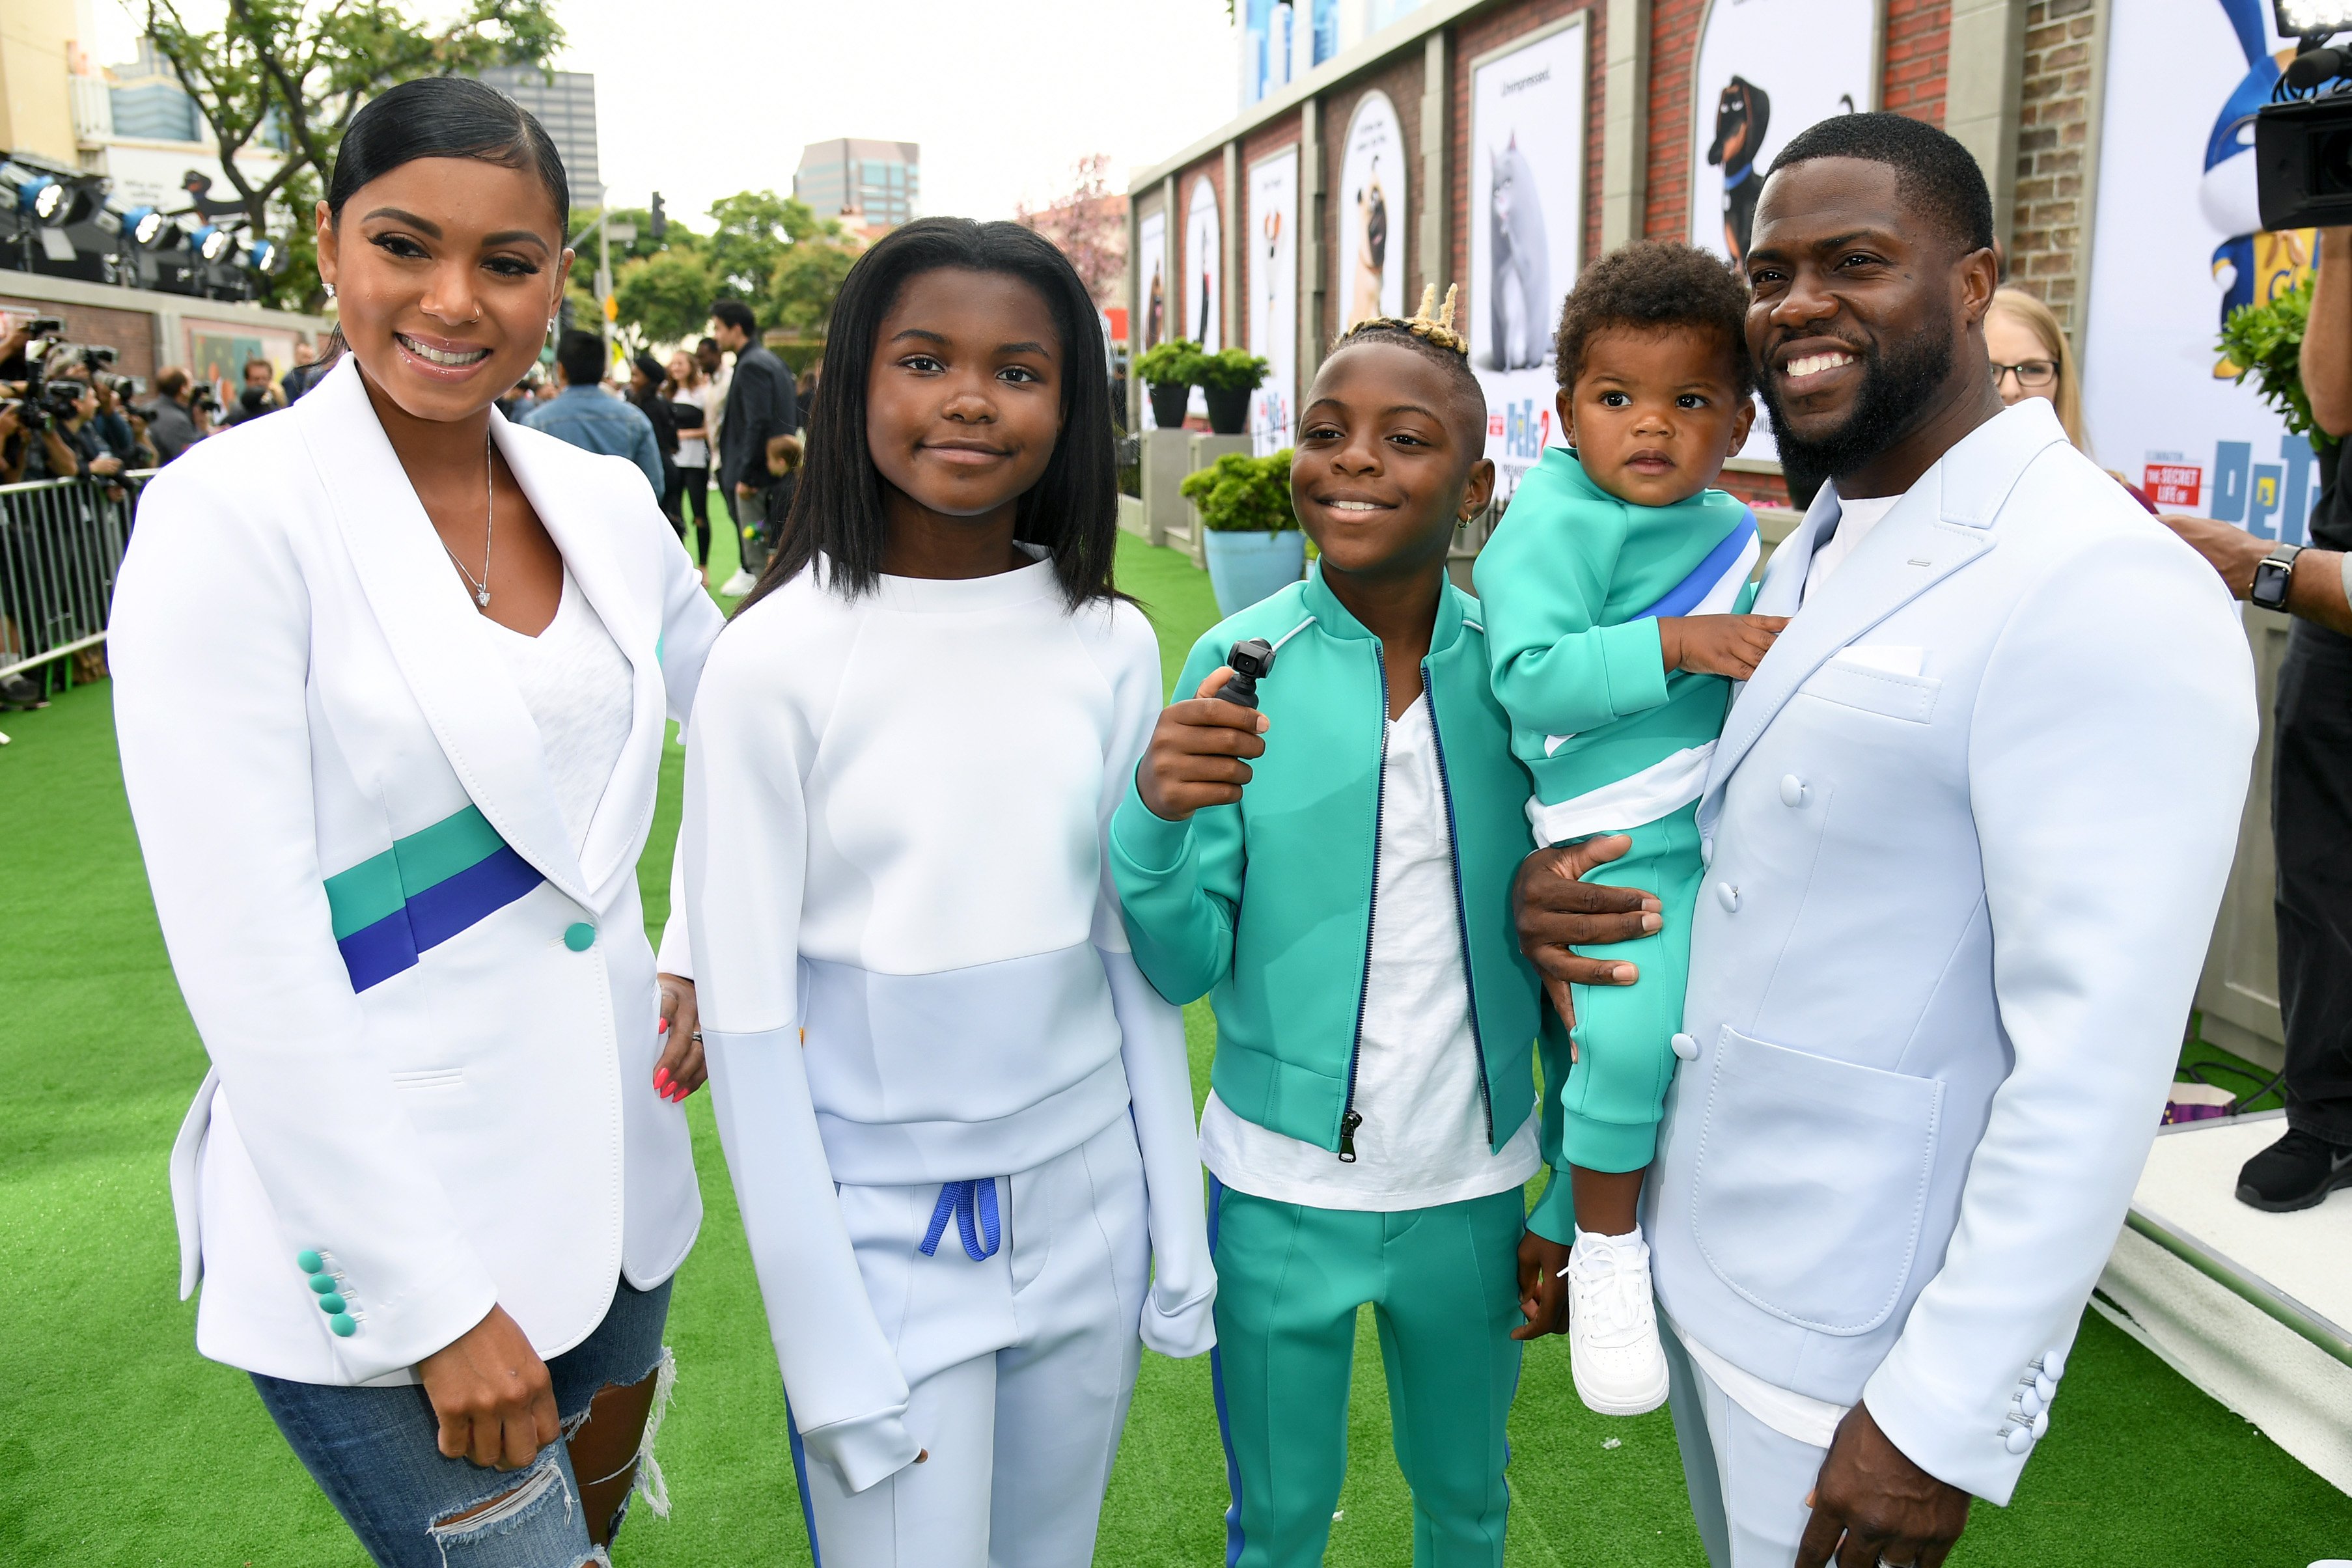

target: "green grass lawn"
[2,527,2347,1564]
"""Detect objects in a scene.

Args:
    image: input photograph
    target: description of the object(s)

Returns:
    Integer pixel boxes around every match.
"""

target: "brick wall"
[1317,51,1428,348]
[1644,0,1708,240]
[2006,0,2097,328]
[1881,0,1952,122]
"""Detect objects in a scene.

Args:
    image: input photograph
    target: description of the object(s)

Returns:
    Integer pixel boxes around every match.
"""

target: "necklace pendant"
[474,586,491,609]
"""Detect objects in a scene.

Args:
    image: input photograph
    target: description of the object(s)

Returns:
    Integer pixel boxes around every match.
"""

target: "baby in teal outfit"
[1472,242,1786,1418]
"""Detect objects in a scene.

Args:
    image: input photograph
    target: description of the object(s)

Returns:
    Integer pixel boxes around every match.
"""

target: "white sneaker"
[717,570,758,596]
[1566,1228,1671,1416]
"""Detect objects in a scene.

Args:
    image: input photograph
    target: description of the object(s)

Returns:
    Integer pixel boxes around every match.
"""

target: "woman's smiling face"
[314,156,572,424]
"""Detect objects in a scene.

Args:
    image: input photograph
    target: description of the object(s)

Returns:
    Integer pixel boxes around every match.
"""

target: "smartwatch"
[2251,542,2303,611]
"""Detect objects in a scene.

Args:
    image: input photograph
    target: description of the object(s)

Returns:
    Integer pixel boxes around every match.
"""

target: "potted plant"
[2220,274,2337,449]
[1198,348,1271,436]
[1135,338,1205,430]
[1181,448,1305,614]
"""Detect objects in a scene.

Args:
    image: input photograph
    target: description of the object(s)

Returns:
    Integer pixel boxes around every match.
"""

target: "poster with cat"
[1136,208,1168,429]
[1467,14,1586,504]
[1247,146,1300,456]
[1184,175,1223,422]
[1336,90,1407,332]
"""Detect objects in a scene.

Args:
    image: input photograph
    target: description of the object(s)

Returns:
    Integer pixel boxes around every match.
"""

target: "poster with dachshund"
[1686,0,1874,461]
[2082,0,2321,541]
[1336,91,1407,331]
[1466,14,1588,504]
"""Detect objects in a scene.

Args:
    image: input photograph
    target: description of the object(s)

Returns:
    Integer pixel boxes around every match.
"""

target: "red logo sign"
[2144,464,2202,508]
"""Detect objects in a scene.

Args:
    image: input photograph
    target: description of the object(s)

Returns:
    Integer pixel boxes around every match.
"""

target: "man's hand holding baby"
[1137,668,1272,821]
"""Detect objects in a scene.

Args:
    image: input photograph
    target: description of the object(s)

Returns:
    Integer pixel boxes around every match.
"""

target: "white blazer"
[111,356,727,1387]
[1647,400,2258,1503]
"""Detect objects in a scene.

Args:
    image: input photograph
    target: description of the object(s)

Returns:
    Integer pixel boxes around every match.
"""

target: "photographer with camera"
[2163,227,2352,1216]
[225,355,284,428]
[141,368,209,465]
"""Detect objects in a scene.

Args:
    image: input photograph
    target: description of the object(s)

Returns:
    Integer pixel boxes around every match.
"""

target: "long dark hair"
[741,217,1120,612]
[316,77,569,366]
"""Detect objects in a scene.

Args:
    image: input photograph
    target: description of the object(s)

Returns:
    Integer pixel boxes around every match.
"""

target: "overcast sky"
[98,0,1243,226]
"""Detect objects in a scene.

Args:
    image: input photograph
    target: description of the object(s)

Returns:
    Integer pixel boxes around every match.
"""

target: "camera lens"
[2317,125,2352,196]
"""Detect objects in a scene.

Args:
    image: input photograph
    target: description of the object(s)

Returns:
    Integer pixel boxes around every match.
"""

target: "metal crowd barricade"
[0,470,154,698]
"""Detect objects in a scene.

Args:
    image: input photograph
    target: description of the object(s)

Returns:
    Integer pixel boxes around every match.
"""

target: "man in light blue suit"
[1514,117,2257,1567]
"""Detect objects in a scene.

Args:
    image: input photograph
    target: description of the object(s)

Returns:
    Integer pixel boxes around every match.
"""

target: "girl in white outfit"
[675,218,1215,1568]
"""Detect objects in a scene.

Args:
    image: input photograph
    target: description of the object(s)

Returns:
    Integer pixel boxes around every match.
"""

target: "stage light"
[246,236,288,275]
[191,224,234,262]
[120,204,179,247]
[2277,1,2352,36]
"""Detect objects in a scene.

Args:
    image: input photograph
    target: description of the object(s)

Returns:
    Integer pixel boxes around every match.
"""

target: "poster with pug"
[2081,0,2319,540]
[1336,90,1407,331]
[1136,208,1168,429]
[1686,0,1874,465]
[1467,14,1587,502]
[1247,146,1300,456]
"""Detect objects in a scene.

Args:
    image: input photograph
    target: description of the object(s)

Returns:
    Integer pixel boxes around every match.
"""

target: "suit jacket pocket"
[1689,1027,1944,1335]
[1799,660,1939,723]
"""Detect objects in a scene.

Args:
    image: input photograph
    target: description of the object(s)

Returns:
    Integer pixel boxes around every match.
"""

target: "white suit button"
[1671,1032,1699,1062]
[2031,1411,2050,1440]
[1717,882,1741,913]
[2019,1384,2043,1417]
[1779,774,1809,806]
[2042,1347,2067,1381]
[2035,1372,2056,1403]
[2004,1425,2034,1455]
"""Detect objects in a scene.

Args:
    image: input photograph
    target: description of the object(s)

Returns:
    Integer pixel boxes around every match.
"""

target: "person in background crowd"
[534,376,561,403]
[796,362,821,437]
[283,338,324,404]
[1985,285,2159,511]
[53,366,129,482]
[143,368,210,465]
[665,349,715,581]
[628,352,683,531]
[227,356,285,427]
[709,301,791,595]
[0,397,82,484]
[110,76,726,1568]
[520,329,665,499]
[761,432,800,541]
[495,373,539,424]
[2161,227,2352,1216]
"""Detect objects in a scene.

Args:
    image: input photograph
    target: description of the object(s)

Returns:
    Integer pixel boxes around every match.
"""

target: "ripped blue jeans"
[251,1276,673,1568]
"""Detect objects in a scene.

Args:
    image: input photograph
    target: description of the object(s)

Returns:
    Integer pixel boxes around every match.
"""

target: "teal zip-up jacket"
[1110,564,1577,1237]
[1473,446,1759,806]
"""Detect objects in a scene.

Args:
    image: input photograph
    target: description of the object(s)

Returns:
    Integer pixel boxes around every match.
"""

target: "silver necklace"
[443,426,495,609]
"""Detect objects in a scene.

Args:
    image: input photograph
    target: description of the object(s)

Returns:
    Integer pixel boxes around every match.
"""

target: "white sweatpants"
[1661,1322,1832,1568]
[788,1115,1150,1568]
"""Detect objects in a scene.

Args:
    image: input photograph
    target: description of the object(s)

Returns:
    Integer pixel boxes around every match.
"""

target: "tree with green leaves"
[145,0,564,311]
[599,191,861,355]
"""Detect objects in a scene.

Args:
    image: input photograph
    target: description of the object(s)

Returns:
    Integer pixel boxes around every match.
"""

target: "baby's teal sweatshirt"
[1471,445,1758,810]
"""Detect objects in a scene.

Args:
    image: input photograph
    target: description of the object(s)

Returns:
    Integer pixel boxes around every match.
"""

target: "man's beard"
[1760,321,1955,489]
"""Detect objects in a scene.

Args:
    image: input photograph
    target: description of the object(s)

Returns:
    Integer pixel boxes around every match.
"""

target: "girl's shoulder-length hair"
[738,217,1122,614]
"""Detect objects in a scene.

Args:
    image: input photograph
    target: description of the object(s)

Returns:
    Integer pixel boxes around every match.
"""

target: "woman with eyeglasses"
[1987,285,2159,511]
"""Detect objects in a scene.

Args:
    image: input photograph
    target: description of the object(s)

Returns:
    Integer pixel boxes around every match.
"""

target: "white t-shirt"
[482,569,633,854]
[671,381,713,470]
[1199,695,1542,1211]
[1802,489,1903,602]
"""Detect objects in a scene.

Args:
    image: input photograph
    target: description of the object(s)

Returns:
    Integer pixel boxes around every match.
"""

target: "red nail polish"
[654,1068,672,1091]
[657,1017,669,1034]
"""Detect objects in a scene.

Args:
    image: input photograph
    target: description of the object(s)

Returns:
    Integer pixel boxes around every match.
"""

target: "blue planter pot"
[1202,528,1307,617]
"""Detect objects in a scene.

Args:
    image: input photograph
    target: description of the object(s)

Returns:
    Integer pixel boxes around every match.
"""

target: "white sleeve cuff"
[797,1405,922,1494]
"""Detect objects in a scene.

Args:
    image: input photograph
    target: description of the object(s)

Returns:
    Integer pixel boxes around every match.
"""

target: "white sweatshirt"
[676,550,1216,1492]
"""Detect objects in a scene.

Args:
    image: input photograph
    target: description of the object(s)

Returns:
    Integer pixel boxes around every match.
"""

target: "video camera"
[2,318,78,432]
[2256,4,2352,228]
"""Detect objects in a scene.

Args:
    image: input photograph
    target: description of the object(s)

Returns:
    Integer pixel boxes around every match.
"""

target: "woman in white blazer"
[109,78,725,1568]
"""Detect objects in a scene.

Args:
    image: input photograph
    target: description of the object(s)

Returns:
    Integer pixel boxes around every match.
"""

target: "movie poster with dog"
[2081,0,2319,541]
[1185,175,1223,422]
[1686,0,1877,464]
[1336,91,1408,331]
[1137,209,1168,428]
[1467,15,1588,502]
[1247,147,1300,456]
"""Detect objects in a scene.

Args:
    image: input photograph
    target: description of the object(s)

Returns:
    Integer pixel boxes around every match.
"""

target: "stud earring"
[323,282,335,299]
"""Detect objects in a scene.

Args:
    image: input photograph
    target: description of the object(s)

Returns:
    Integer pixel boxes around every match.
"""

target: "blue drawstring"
[919,1177,1001,1261]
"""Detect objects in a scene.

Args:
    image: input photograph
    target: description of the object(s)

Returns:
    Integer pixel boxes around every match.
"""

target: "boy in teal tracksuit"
[1471,243,1786,1418]
[1112,290,1570,1568]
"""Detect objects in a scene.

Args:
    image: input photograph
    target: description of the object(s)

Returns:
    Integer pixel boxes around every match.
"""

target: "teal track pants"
[1560,803,1706,1172]
[1208,1176,1525,1568]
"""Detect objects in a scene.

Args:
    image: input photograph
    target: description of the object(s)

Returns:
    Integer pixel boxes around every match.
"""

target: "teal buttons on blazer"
[564,922,596,952]
[318,1293,346,1314]
[296,1249,322,1274]
[308,1273,337,1295]
[329,1314,357,1337]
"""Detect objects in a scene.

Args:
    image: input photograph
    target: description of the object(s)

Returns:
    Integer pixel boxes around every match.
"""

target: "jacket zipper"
[1422,665,1497,1148]
[1338,642,1388,1162]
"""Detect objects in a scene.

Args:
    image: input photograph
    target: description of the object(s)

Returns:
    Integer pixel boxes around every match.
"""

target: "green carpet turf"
[3,530,2349,1564]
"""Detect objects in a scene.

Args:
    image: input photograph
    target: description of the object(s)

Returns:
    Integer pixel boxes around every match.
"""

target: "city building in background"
[105,38,200,143]
[794,137,920,235]
[1238,0,1430,109]
[478,65,602,204]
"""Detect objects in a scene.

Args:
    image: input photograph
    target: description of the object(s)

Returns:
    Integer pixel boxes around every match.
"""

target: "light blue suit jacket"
[1645,400,2257,1504]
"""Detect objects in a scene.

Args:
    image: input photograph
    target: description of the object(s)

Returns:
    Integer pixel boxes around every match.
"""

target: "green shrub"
[1180,449,1297,532]
[2220,275,2336,448]
[1198,348,1271,393]
[1136,338,1208,388]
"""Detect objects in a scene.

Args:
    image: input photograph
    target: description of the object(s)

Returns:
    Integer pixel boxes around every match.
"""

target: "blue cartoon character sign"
[2205,0,2318,374]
